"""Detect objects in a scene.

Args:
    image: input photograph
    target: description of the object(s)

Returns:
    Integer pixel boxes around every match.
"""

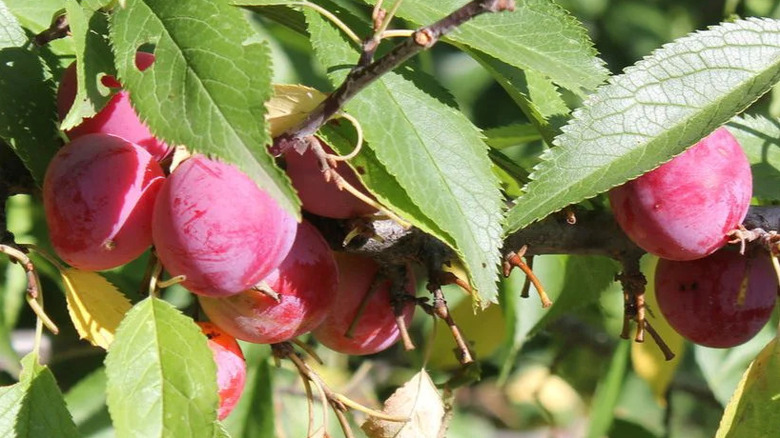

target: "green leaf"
[695,322,776,406]
[110,0,299,217]
[587,341,630,438]
[105,297,219,438]
[470,50,569,145]
[727,115,780,201]
[716,332,780,437]
[306,10,504,306]
[0,353,80,437]
[318,124,451,249]
[0,0,60,186]
[506,18,780,234]
[363,0,608,95]
[60,0,116,130]
[64,367,113,438]
[223,344,274,438]
[2,0,74,60]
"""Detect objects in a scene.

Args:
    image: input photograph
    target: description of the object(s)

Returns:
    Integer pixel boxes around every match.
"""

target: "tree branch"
[277,0,516,147]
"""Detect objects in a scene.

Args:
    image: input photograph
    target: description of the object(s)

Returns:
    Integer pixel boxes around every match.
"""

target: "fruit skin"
[313,253,415,355]
[152,155,297,297]
[654,249,777,348]
[284,140,377,219]
[57,52,170,161]
[43,133,165,270]
[609,127,752,261]
[196,322,246,421]
[198,220,338,344]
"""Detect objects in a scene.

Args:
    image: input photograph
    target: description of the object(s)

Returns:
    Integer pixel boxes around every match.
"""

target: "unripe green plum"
[313,253,415,355]
[284,140,377,219]
[43,133,165,270]
[198,220,338,344]
[609,127,752,261]
[152,155,297,297]
[197,322,246,421]
[57,52,170,161]
[655,249,777,348]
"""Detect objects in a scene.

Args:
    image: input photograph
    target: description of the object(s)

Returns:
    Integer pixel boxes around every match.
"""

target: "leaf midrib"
[136,0,258,152]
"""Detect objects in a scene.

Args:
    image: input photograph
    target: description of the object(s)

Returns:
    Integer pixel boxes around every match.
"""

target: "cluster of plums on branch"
[609,127,778,348]
[43,53,415,419]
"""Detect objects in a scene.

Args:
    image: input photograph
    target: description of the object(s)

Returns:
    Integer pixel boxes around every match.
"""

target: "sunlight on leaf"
[362,370,444,438]
[507,18,780,234]
[61,268,131,349]
[716,333,780,437]
[267,84,327,137]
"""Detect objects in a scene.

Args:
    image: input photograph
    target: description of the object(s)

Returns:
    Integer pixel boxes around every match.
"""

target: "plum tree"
[284,139,377,219]
[654,249,777,348]
[43,133,165,270]
[152,155,297,297]
[313,253,415,356]
[197,322,246,421]
[57,52,171,161]
[198,220,339,344]
[609,127,752,261]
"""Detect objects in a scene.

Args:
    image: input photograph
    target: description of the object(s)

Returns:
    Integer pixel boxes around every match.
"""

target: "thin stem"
[284,0,516,139]
[291,1,361,44]
[325,113,364,161]
[22,244,66,271]
[156,275,186,289]
[334,393,409,422]
[380,29,415,39]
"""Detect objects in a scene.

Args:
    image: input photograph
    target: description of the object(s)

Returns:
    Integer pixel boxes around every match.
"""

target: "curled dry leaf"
[61,268,132,349]
[361,370,445,438]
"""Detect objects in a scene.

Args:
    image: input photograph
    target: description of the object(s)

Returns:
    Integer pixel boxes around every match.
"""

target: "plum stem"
[0,244,59,335]
[422,277,474,365]
[272,342,410,438]
[503,246,551,307]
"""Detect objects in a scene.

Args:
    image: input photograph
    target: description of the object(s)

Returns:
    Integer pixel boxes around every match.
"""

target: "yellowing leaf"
[266,84,327,137]
[362,370,444,438]
[61,268,132,349]
[716,335,780,438]
[631,256,685,406]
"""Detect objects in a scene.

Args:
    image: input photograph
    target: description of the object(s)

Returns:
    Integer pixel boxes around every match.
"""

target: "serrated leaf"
[105,297,219,438]
[0,0,60,186]
[60,0,116,131]
[362,370,444,438]
[506,18,780,234]
[363,0,608,95]
[318,123,452,249]
[470,50,569,144]
[306,10,504,306]
[61,267,132,349]
[631,256,685,406]
[110,0,299,217]
[0,353,80,438]
[3,0,74,61]
[267,84,326,137]
[716,332,780,438]
[727,115,780,201]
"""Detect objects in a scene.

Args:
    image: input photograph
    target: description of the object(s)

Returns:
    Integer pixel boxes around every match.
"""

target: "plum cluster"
[44,54,415,419]
[610,128,778,348]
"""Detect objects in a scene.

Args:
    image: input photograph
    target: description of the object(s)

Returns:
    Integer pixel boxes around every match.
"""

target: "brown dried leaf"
[361,370,445,438]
